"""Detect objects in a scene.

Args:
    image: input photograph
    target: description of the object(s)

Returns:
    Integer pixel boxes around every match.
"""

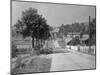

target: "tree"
[12,26,17,37]
[12,42,18,58]
[80,23,86,38]
[90,18,96,45]
[14,20,24,37]
[90,18,96,35]
[14,8,50,49]
[83,18,96,46]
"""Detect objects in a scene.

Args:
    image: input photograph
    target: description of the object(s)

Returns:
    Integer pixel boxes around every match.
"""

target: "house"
[67,32,80,38]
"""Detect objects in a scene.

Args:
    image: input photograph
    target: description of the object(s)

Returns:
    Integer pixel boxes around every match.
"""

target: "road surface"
[50,40,95,71]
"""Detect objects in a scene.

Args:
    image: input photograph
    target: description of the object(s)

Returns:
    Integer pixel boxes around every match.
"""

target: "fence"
[66,45,78,50]
[79,45,96,54]
[66,45,96,55]
[16,45,32,49]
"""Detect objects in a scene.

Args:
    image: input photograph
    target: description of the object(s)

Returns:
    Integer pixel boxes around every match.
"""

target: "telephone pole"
[89,16,91,53]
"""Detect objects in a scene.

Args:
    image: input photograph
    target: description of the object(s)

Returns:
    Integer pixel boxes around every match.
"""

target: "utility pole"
[38,21,40,49]
[89,16,91,54]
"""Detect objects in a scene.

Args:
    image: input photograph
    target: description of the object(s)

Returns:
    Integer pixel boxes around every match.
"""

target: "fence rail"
[66,45,96,55]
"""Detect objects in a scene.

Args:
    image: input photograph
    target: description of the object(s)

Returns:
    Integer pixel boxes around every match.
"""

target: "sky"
[12,1,95,27]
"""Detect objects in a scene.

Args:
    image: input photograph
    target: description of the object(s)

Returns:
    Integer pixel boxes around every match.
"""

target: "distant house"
[67,34,89,46]
[67,32,80,38]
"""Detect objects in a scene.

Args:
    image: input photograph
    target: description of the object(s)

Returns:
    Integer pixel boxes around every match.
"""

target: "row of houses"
[51,27,90,44]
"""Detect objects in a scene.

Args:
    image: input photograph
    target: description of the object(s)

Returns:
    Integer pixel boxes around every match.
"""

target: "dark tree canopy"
[14,8,51,48]
[14,8,50,40]
[59,23,86,37]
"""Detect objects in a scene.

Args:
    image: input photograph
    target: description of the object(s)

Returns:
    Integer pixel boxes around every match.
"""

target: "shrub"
[34,46,40,50]
[17,48,27,54]
[38,48,53,54]
[12,43,18,58]
[67,37,80,45]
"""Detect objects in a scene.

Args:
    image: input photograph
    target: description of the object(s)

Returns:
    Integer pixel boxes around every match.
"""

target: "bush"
[16,48,32,54]
[12,43,18,58]
[43,48,53,54]
[34,46,40,50]
[67,37,80,45]
[37,48,53,55]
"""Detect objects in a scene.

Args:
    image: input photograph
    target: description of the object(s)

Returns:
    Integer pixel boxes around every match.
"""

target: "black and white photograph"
[11,0,96,75]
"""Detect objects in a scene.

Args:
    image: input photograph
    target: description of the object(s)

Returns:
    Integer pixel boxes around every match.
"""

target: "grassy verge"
[12,55,52,74]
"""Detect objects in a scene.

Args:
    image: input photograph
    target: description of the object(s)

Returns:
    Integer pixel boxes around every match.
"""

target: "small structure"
[67,32,80,38]
[50,27,59,39]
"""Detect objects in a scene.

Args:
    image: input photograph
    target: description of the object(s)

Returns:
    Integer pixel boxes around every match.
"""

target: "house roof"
[80,34,89,41]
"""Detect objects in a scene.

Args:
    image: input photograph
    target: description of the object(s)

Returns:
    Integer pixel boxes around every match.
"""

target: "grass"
[12,55,52,74]
[12,40,53,74]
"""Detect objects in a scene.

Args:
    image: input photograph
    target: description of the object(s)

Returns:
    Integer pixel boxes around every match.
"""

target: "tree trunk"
[43,39,45,45]
[38,39,40,47]
[47,40,48,48]
[36,38,38,47]
[40,39,41,47]
[41,39,42,47]
[32,37,34,48]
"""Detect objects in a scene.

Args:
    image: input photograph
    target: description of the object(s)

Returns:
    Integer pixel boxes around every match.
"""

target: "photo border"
[10,0,96,74]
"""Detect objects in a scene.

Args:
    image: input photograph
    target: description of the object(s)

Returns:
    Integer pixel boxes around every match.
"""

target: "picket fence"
[66,45,96,54]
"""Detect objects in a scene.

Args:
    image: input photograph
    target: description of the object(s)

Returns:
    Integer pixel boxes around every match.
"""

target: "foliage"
[36,48,53,55]
[16,48,32,55]
[12,42,18,58]
[59,23,86,36]
[14,8,51,48]
[59,18,96,46]
[67,37,80,45]
[90,18,96,37]
[86,18,96,45]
